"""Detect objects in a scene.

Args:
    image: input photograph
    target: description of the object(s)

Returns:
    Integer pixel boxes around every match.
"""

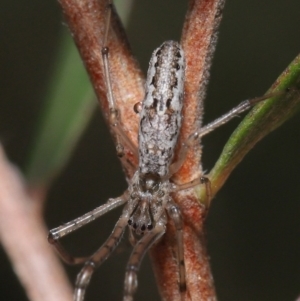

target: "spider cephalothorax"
[127,172,173,237]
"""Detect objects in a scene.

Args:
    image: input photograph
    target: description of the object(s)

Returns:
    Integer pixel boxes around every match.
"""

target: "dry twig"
[0,145,72,301]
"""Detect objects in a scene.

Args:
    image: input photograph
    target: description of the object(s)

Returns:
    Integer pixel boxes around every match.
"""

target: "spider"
[48,1,278,300]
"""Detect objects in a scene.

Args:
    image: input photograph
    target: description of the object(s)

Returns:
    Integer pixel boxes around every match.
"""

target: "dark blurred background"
[1,0,300,300]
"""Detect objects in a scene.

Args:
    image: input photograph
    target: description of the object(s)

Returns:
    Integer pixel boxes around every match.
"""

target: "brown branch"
[0,145,72,301]
[58,0,144,176]
[176,0,225,184]
[151,194,215,301]
[151,0,225,300]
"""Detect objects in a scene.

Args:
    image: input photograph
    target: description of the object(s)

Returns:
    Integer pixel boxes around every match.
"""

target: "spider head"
[127,172,169,235]
[127,202,154,236]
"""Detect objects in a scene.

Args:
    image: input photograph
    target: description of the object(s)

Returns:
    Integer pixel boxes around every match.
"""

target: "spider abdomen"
[139,41,185,178]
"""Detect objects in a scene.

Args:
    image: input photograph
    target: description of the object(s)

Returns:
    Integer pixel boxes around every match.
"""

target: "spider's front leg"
[166,201,186,299]
[48,193,127,264]
[123,217,167,301]
[170,92,283,178]
[169,92,283,205]
[74,210,129,301]
[101,1,138,160]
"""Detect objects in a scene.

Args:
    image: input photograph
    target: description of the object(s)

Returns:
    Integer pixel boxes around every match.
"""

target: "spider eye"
[131,192,138,199]
[140,173,161,192]
[147,224,153,230]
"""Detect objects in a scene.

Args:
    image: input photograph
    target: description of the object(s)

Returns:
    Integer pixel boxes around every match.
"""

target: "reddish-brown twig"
[0,145,72,301]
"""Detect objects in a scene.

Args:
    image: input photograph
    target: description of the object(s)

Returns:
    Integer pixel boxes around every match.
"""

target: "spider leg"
[128,226,137,246]
[174,176,212,205]
[74,213,129,301]
[123,218,166,301]
[101,0,138,160]
[48,193,127,264]
[169,92,282,176]
[166,201,186,299]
